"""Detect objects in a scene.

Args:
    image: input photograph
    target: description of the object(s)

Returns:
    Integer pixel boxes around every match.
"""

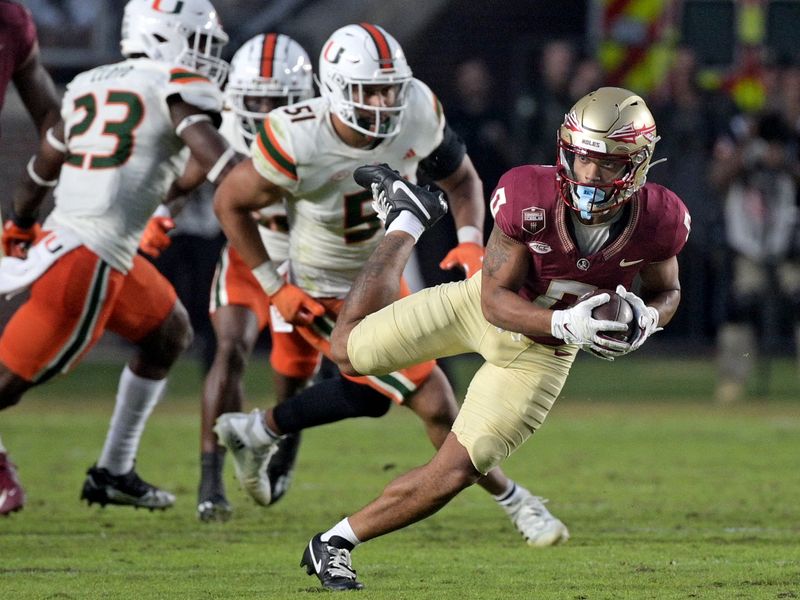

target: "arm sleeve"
[417,122,467,181]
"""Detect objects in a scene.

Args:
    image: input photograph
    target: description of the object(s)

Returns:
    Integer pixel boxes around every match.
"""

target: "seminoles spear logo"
[607,122,657,144]
[564,111,581,132]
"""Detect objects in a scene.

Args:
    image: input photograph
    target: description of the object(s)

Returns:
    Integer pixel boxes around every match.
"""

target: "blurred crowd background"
[2,0,799,401]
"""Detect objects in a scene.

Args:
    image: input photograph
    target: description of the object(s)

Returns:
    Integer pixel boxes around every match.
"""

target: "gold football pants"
[348,271,577,473]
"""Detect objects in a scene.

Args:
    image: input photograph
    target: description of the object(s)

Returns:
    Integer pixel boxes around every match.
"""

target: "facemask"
[575,185,605,220]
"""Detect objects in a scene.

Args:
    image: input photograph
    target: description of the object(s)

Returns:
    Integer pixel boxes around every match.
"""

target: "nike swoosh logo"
[309,540,323,573]
[619,258,644,267]
[392,180,430,219]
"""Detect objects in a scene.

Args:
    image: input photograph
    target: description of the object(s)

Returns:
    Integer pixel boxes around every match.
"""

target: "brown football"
[579,288,635,342]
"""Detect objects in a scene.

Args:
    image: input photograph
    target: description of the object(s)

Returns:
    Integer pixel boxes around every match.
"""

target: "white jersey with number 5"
[44,57,223,272]
[250,78,445,297]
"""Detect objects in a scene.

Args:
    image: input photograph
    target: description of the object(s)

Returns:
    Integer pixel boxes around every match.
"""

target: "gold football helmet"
[556,87,660,219]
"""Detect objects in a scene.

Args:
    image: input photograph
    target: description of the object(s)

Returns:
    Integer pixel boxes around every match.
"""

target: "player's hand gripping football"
[2,220,42,259]
[270,282,325,327]
[440,242,484,278]
[615,285,662,351]
[550,293,629,353]
[139,216,176,258]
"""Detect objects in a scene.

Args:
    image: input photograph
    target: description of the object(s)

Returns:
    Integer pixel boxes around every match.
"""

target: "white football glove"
[615,285,662,351]
[551,293,629,359]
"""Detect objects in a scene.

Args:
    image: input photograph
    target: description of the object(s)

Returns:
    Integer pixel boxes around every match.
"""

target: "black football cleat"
[354,163,448,231]
[265,432,301,505]
[81,464,175,510]
[197,493,233,522]
[301,533,364,591]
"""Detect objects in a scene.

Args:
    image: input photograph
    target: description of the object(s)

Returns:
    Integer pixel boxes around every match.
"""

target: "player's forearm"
[641,288,681,327]
[11,141,64,223]
[217,207,270,268]
[438,157,484,234]
[11,178,48,224]
[481,285,554,338]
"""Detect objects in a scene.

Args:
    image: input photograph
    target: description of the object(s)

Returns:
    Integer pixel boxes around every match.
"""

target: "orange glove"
[139,216,175,258]
[270,282,325,326]
[2,220,42,258]
[439,242,484,278]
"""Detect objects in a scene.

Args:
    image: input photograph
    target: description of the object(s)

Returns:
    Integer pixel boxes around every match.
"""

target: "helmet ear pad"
[317,24,413,138]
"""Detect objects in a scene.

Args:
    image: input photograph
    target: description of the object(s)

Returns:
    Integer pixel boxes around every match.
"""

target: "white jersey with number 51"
[44,57,223,273]
[250,78,444,297]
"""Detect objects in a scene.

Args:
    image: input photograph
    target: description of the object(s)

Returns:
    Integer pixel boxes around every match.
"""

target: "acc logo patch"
[527,241,552,254]
[521,207,545,235]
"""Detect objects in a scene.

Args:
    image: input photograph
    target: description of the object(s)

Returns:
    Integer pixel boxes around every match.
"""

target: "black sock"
[273,375,392,434]
[198,448,226,501]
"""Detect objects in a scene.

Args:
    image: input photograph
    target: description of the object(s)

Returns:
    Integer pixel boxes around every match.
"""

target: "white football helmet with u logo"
[318,23,413,138]
[226,33,314,143]
[557,87,661,219]
[120,0,229,85]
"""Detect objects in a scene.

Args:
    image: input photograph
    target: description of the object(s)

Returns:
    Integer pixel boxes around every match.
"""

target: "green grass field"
[1,354,798,598]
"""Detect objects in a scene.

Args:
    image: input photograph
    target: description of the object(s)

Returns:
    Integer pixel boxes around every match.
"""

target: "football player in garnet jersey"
[0,0,240,512]
[294,87,691,591]
[0,0,61,516]
[212,23,569,548]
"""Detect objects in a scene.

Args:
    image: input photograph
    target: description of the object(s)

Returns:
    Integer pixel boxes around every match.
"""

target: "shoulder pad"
[164,68,224,113]
[251,112,299,191]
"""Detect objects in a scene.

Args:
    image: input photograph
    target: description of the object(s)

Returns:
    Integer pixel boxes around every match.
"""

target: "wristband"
[45,127,67,153]
[175,113,212,136]
[251,260,284,296]
[26,156,57,188]
[456,225,483,245]
[206,146,236,184]
[153,204,171,218]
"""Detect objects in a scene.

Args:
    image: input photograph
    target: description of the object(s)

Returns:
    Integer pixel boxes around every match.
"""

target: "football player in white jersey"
[192,32,315,522]
[0,0,239,511]
[213,24,569,547]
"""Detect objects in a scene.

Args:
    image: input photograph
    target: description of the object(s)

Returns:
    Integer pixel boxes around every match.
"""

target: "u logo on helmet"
[152,0,184,13]
[322,41,345,65]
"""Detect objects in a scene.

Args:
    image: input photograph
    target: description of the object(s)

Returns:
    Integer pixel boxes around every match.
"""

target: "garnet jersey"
[250,78,445,297]
[492,165,691,343]
[44,58,223,273]
[0,0,37,120]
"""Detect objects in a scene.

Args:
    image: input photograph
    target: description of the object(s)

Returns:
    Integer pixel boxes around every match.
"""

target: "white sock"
[97,366,167,475]
[0,434,6,453]
[494,480,525,506]
[320,518,361,547]
[387,211,425,242]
